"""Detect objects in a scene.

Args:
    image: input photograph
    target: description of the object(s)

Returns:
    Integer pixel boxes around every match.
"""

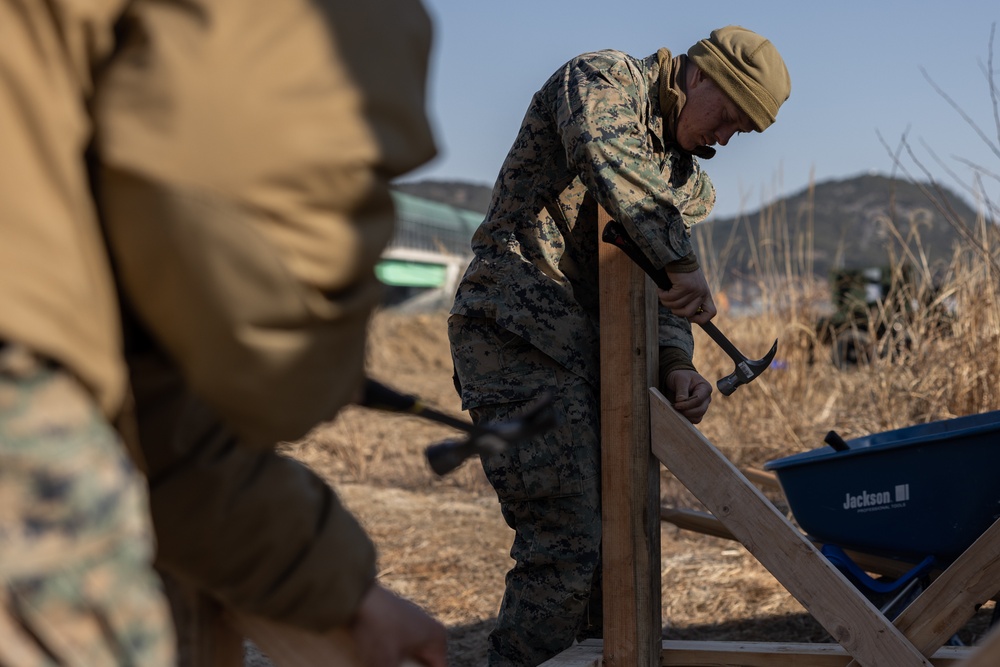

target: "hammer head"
[425,393,558,476]
[716,338,778,396]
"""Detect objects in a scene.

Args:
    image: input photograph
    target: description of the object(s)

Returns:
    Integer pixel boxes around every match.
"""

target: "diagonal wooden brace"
[844,515,1000,666]
[649,388,932,667]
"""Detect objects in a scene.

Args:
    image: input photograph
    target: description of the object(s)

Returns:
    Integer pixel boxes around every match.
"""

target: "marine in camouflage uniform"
[450,27,791,666]
[450,46,713,666]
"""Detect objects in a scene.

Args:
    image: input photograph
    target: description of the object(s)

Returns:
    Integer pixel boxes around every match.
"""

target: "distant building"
[377,191,482,309]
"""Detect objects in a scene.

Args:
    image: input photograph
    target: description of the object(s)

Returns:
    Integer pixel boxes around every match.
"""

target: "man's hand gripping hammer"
[602,220,777,395]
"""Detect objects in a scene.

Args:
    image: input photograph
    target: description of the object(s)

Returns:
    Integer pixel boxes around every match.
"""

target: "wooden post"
[597,207,660,666]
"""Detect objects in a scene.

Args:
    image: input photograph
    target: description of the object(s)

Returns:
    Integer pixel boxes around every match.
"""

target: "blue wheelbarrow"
[764,410,1000,628]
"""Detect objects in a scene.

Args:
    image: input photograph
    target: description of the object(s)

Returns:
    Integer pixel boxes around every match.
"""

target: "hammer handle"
[699,320,746,361]
[601,220,674,291]
[360,379,474,434]
[602,220,727,346]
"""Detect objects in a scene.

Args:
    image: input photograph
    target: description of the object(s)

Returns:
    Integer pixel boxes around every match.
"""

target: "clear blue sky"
[400,1,1000,220]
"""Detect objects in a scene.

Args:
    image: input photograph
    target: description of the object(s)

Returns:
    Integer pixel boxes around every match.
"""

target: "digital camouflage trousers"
[449,315,603,667]
[0,345,175,666]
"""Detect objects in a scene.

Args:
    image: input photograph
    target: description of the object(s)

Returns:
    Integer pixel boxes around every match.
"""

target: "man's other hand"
[663,370,713,424]
[348,584,447,667]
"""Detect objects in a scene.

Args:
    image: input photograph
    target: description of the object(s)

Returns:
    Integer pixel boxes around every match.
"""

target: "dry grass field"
[250,207,1000,666]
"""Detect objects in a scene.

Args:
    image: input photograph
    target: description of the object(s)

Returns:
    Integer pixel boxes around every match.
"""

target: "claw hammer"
[359,379,557,475]
[601,220,777,395]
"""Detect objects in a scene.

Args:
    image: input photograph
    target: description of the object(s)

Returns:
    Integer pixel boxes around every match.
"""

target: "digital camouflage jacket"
[452,49,716,396]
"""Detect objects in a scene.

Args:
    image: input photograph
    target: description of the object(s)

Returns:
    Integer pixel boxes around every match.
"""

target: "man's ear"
[686,62,706,89]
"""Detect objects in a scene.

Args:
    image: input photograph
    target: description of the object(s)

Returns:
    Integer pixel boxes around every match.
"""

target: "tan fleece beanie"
[687,25,791,132]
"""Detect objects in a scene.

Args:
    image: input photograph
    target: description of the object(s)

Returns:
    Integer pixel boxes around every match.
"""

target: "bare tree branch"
[919,63,1000,161]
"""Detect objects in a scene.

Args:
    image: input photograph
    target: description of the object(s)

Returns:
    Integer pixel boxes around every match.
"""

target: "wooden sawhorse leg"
[651,390,1000,666]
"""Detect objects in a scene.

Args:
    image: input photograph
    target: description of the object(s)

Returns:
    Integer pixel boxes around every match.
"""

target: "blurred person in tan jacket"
[0,0,445,665]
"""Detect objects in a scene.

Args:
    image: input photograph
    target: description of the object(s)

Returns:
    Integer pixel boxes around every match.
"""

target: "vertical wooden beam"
[597,207,660,667]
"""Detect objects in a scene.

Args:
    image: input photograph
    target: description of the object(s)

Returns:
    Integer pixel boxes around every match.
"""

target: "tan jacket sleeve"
[130,348,377,630]
[0,0,129,417]
[95,0,437,449]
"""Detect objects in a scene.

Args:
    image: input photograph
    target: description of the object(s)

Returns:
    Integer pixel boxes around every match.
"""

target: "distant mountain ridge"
[699,174,978,283]
[392,174,979,281]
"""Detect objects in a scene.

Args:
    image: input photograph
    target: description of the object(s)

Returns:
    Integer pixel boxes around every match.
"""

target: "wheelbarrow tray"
[764,410,1000,562]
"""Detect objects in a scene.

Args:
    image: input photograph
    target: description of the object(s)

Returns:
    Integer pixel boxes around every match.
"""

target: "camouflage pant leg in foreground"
[449,316,603,667]
[0,346,175,666]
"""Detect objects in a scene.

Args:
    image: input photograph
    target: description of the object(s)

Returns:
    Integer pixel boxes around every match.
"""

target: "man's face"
[675,70,755,152]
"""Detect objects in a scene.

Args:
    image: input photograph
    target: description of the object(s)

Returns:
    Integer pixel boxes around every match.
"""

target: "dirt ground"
[246,308,994,666]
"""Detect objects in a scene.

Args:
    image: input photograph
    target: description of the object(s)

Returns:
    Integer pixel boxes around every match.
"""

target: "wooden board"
[538,638,603,666]
[598,207,661,666]
[744,466,780,491]
[649,388,933,667]
[659,506,948,580]
[541,639,973,667]
[661,640,973,666]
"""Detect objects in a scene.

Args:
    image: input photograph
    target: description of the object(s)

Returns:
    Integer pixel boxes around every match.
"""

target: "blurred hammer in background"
[358,378,557,476]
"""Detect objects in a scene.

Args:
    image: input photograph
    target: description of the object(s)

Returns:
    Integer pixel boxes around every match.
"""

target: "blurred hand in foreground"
[348,583,448,667]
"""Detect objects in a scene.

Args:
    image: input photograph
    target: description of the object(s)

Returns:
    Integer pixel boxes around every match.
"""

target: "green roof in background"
[389,191,483,256]
[376,259,449,288]
[391,191,484,231]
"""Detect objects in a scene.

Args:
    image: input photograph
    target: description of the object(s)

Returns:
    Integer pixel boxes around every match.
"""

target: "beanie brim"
[689,39,774,132]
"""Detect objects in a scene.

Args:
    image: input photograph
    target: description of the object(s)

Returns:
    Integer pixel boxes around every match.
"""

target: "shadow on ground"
[665,601,996,647]
[664,612,832,644]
